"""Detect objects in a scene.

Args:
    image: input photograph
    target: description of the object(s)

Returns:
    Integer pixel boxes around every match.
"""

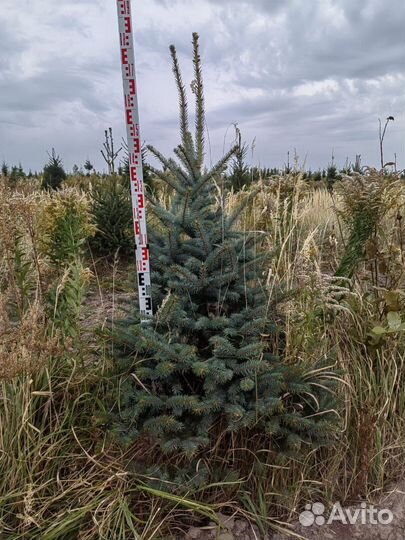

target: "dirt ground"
[184,483,405,540]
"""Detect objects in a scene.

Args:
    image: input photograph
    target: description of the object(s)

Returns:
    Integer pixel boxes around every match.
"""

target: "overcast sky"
[0,0,403,173]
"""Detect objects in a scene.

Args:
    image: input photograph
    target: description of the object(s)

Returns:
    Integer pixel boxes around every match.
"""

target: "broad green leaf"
[387,311,402,331]
[371,326,386,336]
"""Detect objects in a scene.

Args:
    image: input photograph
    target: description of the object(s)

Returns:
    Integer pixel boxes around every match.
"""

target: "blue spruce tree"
[113,34,337,456]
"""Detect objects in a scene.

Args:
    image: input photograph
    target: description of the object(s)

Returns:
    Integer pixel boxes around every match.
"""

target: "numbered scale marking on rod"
[116,0,153,319]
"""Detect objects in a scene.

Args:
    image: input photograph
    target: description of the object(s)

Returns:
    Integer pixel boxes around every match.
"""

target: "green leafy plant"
[368,290,405,346]
[38,190,95,266]
[50,258,91,340]
[11,235,34,316]
[38,190,95,339]
[335,172,401,278]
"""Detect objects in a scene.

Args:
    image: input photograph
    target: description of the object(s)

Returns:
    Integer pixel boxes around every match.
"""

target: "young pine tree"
[113,34,337,456]
[42,149,66,190]
[84,159,94,176]
[228,129,251,191]
[89,175,134,258]
[1,161,8,177]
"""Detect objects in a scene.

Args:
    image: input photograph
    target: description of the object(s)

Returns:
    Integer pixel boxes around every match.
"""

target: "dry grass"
[1,172,405,538]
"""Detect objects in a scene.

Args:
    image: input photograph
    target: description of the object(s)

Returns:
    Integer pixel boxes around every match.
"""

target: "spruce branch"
[170,44,191,153]
[193,145,238,194]
[146,144,191,187]
[174,145,199,182]
[192,33,205,171]
[181,189,192,224]
[147,164,185,194]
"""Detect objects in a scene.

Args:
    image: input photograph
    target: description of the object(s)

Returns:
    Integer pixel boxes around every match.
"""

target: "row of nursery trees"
[4,135,398,194]
[1,149,389,188]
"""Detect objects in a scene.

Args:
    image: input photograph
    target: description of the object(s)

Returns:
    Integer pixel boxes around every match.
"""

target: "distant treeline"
[2,141,404,192]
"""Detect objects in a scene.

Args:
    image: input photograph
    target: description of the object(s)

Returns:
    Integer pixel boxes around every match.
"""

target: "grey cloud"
[0,0,404,172]
[0,67,108,119]
[205,0,405,92]
[157,0,286,13]
[0,24,28,72]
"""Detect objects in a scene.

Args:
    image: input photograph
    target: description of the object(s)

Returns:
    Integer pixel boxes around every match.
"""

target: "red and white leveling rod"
[116,0,153,319]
